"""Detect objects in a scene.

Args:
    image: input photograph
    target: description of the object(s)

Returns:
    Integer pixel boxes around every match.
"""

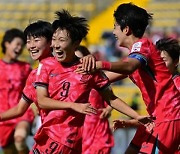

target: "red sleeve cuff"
[102,61,111,70]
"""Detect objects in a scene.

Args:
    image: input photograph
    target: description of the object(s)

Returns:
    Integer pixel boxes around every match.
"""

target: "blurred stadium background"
[0,0,179,153]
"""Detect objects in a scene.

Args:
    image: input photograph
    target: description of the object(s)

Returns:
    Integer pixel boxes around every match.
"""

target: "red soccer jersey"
[22,69,37,104]
[35,57,109,151]
[0,59,33,147]
[22,69,46,123]
[128,38,180,123]
[82,89,114,153]
[173,74,180,92]
[0,60,31,111]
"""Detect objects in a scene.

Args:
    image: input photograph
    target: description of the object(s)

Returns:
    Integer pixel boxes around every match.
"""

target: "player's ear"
[174,59,179,67]
[5,41,10,48]
[124,26,132,36]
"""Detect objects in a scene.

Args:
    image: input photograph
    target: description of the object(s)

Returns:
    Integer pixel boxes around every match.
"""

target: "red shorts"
[0,107,34,147]
[30,137,80,154]
[0,123,16,147]
[131,120,180,154]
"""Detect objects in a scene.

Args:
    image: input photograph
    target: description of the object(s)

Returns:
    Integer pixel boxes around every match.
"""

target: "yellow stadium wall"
[87,0,150,45]
[110,84,148,125]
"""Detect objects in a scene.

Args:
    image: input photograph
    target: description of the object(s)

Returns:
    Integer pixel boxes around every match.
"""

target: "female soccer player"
[77,3,180,154]
[33,10,152,153]
[0,21,95,154]
[0,28,33,154]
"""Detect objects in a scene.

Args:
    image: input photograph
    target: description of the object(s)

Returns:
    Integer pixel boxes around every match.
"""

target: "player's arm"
[99,105,113,119]
[0,98,30,121]
[36,86,97,115]
[76,53,146,75]
[105,71,127,83]
[96,57,141,74]
[113,119,140,130]
[99,86,151,124]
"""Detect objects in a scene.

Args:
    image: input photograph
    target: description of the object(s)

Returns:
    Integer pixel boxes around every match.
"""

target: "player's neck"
[126,36,140,49]
[61,55,79,66]
[39,52,53,61]
[2,55,17,63]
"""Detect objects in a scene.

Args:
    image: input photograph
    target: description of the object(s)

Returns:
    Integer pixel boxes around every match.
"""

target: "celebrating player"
[33,10,152,153]
[156,38,180,91]
[0,21,96,154]
[0,28,34,154]
[75,45,114,153]
[76,3,180,154]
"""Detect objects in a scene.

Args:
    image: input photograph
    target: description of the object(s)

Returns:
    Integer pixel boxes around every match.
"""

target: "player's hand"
[113,119,138,131]
[137,115,153,125]
[144,121,155,132]
[99,106,112,119]
[137,115,155,132]
[75,65,89,75]
[75,55,96,74]
[71,103,97,115]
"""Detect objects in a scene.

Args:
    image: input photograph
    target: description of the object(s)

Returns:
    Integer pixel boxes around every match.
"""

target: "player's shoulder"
[17,60,31,66]
[16,60,32,74]
[0,59,5,66]
[37,57,60,74]
[26,69,37,84]
[131,37,155,53]
[16,60,31,70]
[133,38,151,48]
[173,73,180,81]
[29,68,38,76]
[40,56,58,66]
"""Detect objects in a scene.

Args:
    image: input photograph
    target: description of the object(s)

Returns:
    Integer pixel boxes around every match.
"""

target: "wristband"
[102,61,111,70]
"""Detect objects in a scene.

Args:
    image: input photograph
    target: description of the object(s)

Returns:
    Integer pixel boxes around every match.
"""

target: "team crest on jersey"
[131,42,142,53]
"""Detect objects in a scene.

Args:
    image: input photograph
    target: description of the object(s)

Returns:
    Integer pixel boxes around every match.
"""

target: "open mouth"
[31,50,39,56]
[56,50,64,58]
[14,50,20,55]
[113,34,118,40]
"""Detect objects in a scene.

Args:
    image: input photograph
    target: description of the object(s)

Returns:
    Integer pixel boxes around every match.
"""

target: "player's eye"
[26,40,30,44]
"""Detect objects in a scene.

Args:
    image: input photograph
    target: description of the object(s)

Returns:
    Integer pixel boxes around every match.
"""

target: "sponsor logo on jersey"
[50,73,59,77]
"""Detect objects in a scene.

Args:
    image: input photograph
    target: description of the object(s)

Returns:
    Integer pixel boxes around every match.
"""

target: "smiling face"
[26,36,51,61]
[5,37,24,60]
[51,28,78,63]
[160,50,176,73]
[113,22,128,48]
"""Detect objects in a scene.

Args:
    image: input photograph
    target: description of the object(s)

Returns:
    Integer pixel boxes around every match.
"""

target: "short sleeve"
[22,71,36,104]
[35,63,49,88]
[90,71,110,91]
[129,39,151,62]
